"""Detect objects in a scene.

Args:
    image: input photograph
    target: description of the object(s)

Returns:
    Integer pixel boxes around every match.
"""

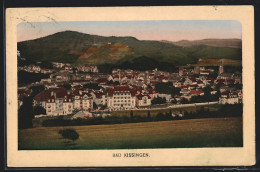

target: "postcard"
[6,6,255,167]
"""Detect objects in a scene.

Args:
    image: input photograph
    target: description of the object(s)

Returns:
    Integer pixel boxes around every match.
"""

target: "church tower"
[179,67,184,76]
[219,59,224,74]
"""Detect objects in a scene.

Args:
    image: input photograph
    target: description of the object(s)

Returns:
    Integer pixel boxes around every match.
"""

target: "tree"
[147,110,151,118]
[29,85,45,97]
[202,85,213,102]
[130,110,134,119]
[18,71,50,85]
[165,110,172,119]
[83,83,101,90]
[59,129,79,141]
[100,105,107,110]
[147,85,152,89]
[33,106,46,115]
[18,97,34,129]
[171,98,177,104]
[155,113,165,120]
[63,83,71,90]
[180,98,189,104]
[93,102,98,110]
[38,61,53,69]
[151,96,166,105]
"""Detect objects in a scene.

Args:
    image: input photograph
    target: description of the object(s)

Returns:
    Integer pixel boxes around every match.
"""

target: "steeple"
[219,59,224,74]
[119,71,121,85]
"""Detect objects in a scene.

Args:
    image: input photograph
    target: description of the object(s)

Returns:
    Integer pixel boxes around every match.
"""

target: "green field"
[18,117,243,150]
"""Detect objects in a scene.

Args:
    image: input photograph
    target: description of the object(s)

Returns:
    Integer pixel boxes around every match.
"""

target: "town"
[18,53,243,118]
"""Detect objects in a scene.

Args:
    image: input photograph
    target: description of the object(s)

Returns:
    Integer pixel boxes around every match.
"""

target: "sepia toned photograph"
[17,20,243,150]
[6,6,255,167]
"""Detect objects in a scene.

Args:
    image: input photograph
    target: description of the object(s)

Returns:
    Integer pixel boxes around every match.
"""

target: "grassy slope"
[18,117,242,150]
[18,31,242,65]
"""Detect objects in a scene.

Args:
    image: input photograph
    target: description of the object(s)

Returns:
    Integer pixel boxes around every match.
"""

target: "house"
[180,89,190,96]
[219,91,239,104]
[73,92,93,111]
[136,94,151,107]
[33,87,93,115]
[184,78,196,85]
[190,89,204,96]
[90,91,107,106]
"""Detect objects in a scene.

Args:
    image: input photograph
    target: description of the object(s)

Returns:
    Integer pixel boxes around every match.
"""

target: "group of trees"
[18,58,53,69]
[97,56,178,74]
[18,85,45,129]
[62,83,72,90]
[107,80,120,85]
[83,83,102,90]
[154,82,181,97]
[151,97,166,105]
[18,71,50,85]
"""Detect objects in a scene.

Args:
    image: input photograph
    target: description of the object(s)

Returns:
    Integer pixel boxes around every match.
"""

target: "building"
[219,91,240,104]
[219,59,224,74]
[107,86,136,110]
[194,66,200,74]
[136,94,151,107]
[33,87,93,115]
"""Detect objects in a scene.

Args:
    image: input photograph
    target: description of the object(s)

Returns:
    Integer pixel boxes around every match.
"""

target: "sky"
[17,20,242,42]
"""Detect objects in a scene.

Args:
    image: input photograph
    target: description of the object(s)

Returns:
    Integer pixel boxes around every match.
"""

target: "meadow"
[19,117,243,150]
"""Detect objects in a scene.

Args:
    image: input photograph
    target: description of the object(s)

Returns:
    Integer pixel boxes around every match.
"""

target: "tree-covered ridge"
[18,31,242,66]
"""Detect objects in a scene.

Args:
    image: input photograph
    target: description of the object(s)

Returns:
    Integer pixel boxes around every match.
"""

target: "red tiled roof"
[136,94,151,100]
[190,89,204,95]
[96,78,108,84]
[107,86,136,97]
[189,77,197,82]
[181,85,189,89]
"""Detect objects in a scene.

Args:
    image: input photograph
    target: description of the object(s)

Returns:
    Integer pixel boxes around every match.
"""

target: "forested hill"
[164,38,242,49]
[18,30,242,66]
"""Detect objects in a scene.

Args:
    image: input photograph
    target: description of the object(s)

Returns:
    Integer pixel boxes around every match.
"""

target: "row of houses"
[18,65,54,74]
[31,85,156,115]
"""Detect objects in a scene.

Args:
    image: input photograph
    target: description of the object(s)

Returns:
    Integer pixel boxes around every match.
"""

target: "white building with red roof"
[136,94,151,107]
[107,86,136,110]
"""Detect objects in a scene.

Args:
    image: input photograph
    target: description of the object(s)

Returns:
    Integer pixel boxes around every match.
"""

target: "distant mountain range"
[18,31,242,66]
[162,39,242,48]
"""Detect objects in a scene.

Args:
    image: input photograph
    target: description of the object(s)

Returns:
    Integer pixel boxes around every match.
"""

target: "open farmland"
[19,117,242,150]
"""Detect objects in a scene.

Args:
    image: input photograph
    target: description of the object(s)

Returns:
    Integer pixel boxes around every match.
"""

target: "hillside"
[166,39,242,48]
[18,31,242,66]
